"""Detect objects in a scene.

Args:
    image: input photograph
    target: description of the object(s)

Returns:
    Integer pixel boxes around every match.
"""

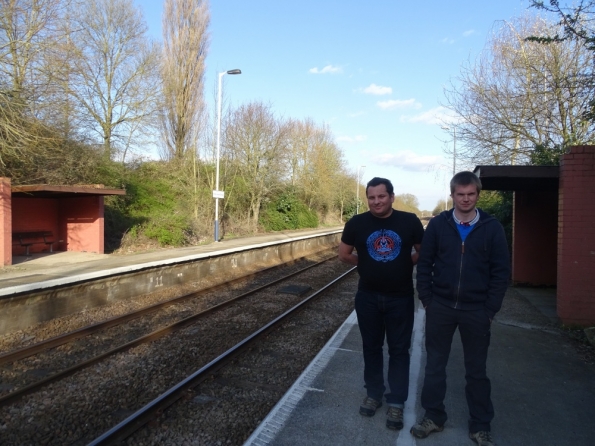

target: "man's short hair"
[366,177,394,196]
[450,171,482,195]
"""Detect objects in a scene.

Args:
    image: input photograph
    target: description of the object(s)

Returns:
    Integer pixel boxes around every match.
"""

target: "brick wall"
[512,189,558,286]
[59,196,104,253]
[558,145,595,325]
[0,178,11,265]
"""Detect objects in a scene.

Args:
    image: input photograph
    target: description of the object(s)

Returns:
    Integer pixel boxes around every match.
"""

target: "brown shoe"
[359,396,382,416]
[386,406,403,430]
[469,430,495,446]
[410,417,444,438]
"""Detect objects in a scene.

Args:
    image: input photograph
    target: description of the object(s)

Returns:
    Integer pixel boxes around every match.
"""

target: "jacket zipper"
[455,241,464,308]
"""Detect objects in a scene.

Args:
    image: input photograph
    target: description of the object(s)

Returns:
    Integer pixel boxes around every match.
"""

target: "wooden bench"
[12,231,58,256]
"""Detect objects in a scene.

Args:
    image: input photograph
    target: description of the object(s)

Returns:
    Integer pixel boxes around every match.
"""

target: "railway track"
[0,252,357,445]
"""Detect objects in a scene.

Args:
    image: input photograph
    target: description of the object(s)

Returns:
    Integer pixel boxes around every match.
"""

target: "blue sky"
[136,0,534,210]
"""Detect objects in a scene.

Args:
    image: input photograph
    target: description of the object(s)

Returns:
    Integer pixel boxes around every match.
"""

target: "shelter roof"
[473,165,559,191]
[11,184,126,198]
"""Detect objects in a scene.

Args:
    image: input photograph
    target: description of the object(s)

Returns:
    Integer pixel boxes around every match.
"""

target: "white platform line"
[243,311,358,445]
[396,305,426,446]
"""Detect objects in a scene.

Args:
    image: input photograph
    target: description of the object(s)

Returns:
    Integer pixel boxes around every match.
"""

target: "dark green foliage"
[530,144,566,166]
[104,161,193,250]
[478,190,513,252]
[260,192,318,231]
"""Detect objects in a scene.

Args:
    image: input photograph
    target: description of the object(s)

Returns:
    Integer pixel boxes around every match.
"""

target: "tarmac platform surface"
[245,286,595,446]
[1,230,594,445]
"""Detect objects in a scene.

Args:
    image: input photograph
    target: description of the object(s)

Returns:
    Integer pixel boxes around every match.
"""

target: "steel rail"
[0,253,335,365]
[0,256,336,407]
[88,266,356,445]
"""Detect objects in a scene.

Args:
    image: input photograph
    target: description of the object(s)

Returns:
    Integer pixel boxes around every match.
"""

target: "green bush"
[477,190,512,252]
[105,161,194,248]
[260,193,318,231]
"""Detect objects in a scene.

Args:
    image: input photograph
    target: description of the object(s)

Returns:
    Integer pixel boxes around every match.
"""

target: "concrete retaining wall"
[0,231,341,335]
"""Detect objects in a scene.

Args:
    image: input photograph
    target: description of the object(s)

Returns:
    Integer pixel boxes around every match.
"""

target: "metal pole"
[213,69,241,242]
[214,72,224,242]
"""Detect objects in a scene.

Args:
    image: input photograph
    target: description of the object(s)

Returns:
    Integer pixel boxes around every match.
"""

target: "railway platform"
[1,229,594,445]
[246,287,595,446]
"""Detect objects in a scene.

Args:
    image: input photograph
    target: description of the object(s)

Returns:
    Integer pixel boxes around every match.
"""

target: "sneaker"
[469,431,495,446]
[410,417,444,438]
[359,396,382,416]
[386,406,404,430]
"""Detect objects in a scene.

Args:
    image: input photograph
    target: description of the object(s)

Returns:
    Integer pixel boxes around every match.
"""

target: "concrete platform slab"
[246,288,595,446]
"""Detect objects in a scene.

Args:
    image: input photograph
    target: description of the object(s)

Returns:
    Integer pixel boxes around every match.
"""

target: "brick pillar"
[0,178,12,266]
[557,146,595,325]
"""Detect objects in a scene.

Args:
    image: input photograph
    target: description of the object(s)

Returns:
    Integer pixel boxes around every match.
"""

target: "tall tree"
[223,101,289,228]
[159,0,210,161]
[67,0,159,161]
[444,15,595,166]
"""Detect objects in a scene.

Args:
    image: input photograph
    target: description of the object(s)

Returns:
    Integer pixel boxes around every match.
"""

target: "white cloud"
[377,98,422,110]
[337,135,367,143]
[363,83,392,95]
[400,106,454,125]
[370,150,443,172]
[441,37,455,44]
[463,29,476,37]
[309,64,342,74]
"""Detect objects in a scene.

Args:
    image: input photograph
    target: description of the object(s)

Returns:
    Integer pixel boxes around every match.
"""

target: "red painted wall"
[512,189,558,286]
[12,197,60,255]
[0,178,11,265]
[558,146,595,325]
[59,196,104,253]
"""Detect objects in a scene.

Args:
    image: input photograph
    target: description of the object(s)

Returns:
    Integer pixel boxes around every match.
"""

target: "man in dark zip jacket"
[411,171,510,446]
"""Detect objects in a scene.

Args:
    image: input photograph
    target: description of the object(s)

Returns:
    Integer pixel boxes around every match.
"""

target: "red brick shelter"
[0,179,125,266]
[475,145,595,326]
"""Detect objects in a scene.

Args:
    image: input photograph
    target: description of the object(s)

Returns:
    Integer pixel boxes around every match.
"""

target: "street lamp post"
[214,69,241,242]
[356,165,366,214]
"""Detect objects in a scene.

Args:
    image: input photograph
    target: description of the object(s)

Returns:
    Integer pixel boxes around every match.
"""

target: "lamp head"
[227,69,242,75]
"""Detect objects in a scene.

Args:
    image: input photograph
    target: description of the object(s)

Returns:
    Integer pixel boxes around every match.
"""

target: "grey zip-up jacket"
[416,209,510,319]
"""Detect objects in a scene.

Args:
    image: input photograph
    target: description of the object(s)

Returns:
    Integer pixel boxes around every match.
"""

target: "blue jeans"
[421,301,493,432]
[355,290,414,405]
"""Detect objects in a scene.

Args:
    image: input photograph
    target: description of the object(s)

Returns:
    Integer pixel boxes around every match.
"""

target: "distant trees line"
[0,0,424,250]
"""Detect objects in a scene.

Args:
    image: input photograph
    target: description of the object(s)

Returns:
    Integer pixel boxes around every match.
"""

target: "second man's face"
[367,184,394,218]
[451,184,479,215]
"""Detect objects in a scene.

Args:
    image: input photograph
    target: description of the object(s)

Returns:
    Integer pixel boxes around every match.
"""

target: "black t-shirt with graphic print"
[341,210,424,297]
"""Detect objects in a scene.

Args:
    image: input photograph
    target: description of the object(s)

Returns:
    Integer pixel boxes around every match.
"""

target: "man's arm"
[411,243,421,265]
[485,223,511,319]
[416,218,439,308]
[338,241,358,266]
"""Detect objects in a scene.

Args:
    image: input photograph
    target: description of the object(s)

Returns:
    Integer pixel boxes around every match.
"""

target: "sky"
[135,0,536,211]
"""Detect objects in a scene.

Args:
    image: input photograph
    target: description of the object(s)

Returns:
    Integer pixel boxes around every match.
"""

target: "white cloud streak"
[377,98,422,110]
[363,83,392,95]
[370,150,443,172]
[309,64,342,74]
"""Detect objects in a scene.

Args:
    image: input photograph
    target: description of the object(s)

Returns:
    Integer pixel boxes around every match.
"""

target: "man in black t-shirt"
[339,177,424,431]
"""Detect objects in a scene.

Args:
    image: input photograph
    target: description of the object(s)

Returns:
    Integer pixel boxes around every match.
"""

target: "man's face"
[451,184,479,215]
[367,184,394,218]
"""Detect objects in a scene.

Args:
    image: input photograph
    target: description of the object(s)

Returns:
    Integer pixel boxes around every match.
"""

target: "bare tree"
[444,15,595,166]
[223,102,289,228]
[159,0,209,161]
[66,0,159,160]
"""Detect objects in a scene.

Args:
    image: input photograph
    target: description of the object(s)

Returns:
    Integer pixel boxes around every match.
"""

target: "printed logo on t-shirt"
[366,229,402,262]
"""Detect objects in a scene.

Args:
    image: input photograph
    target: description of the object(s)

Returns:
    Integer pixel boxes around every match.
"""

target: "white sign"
[212,190,225,199]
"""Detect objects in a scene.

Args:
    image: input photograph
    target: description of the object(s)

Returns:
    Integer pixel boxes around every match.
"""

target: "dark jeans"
[355,289,414,405]
[421,301,493,433]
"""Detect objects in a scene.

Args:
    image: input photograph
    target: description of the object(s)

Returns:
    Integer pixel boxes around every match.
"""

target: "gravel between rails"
[0,253,355,445]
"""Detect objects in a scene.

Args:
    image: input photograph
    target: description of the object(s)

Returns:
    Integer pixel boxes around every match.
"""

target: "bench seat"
[12,231,58,256]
